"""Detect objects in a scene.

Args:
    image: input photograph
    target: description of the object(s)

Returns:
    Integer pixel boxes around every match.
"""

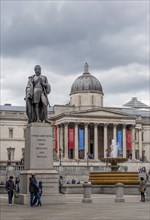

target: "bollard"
[146,182,150,201]
[115,183,125,202]
[82,182,92,203]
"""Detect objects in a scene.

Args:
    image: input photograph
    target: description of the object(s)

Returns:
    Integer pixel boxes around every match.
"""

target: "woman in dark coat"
[139,177,146,202]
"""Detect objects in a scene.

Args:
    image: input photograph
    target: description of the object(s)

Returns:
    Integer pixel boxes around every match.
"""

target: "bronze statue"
[25,65,51,123]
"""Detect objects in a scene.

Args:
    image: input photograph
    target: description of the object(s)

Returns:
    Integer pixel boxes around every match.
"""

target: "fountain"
[89,139,140,185]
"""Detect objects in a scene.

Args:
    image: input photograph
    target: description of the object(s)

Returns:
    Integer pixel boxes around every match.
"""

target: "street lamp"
[59,148,62,166]
[86,152,89,166]
[7,147,12,165]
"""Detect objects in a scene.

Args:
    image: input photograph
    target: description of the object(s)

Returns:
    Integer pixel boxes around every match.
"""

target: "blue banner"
[79,129,84,150]
[117,130,123,150]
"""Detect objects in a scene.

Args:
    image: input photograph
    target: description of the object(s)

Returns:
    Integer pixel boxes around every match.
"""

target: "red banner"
[55,126,58,153]
[126,130,132,150]
[68,128,74,149]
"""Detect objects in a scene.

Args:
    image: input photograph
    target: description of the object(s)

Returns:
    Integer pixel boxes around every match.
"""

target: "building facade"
[0,64,150,164]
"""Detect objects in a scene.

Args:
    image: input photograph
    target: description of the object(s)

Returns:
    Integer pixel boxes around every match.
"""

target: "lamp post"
[86,152,89,166]
[6,147,13,181]
[7,147,12,165]
[59,148,62,166]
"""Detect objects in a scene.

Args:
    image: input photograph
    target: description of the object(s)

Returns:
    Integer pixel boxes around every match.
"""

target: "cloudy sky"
[1,0,149,107]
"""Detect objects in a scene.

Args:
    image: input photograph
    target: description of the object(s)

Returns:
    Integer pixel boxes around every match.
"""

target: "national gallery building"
[0,64,150,165]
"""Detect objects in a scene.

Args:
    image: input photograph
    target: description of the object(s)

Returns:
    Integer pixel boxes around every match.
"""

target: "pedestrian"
[59,176,64,194]
[139,177,146,202]
[71,178,76,184]
[36,181,43,207]
[5,176,15,206]
[15,177,20,193]
[29,174,39,207]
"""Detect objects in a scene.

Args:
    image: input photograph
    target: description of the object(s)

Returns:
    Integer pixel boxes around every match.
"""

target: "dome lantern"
[84,63,89,74]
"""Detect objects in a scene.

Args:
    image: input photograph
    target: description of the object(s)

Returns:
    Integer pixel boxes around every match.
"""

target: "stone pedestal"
[115,183,125,202]
[82,182,92,203]
[15,123,64,204]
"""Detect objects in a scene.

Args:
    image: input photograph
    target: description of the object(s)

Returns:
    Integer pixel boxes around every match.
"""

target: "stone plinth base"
[20,170,59,194]
[15,193,65,205]
[15,169,64,204]
[115,198,125,202]
[82,198,92,203]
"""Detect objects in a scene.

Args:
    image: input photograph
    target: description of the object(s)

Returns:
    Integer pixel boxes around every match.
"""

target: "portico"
[54,111,137,161]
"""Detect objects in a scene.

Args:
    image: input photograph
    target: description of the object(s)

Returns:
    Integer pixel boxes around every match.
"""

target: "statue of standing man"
[25,65,51,123]
[110,139,118,158]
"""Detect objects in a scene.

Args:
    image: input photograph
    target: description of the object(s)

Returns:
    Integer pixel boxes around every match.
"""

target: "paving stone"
[1,194,149,220]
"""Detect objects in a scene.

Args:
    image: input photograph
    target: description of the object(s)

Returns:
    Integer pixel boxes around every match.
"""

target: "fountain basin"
[89,172,140,185]
[100,158,128,171]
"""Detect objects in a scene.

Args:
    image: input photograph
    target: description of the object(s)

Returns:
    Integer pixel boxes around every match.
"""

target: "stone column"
[104,123,108,157]
[113,124,117,143]
[84,123,88,159]
[131,125,135,160]
[64,123,68,159]
[59,124,63,158]
[94,123,98,160]
[74,123,79,159]
[57,125,60,156]
[123,125,126,158]
[82,182,92,203]
[115,183,125,202]
[138,128,142,160]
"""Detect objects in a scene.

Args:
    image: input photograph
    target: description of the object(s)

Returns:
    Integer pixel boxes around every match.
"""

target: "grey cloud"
[1,1,149,74]
[99,69,149,95]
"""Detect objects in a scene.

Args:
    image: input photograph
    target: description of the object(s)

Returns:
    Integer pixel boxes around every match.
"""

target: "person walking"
[139,177,146,202]
[5,176,15,206]
[36,181,43,207]
[29,174,39,207]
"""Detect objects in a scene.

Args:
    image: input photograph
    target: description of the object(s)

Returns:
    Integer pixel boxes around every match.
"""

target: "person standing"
[5,176,15,206]
[15,177,20,193]
[59,176,64,194]
[36,181,43,207]
[139,177,146,202]
[29,174,39,207]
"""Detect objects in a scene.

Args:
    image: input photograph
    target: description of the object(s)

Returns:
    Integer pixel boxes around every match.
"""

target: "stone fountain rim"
[100,158,128,163]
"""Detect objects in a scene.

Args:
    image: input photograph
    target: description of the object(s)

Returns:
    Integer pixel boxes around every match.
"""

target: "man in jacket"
[29,174,39,207]
[5,176,15,206]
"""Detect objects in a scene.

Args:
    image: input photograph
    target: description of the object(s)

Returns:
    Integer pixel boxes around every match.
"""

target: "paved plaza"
[1,194,150,220]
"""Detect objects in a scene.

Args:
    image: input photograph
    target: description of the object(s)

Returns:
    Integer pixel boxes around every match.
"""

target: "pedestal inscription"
[24,123,53,170]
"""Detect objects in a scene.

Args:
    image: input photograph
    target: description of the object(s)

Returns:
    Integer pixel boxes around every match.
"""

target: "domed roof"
[70,63,103,95]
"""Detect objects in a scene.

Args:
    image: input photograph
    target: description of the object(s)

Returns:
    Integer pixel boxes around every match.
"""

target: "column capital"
[64,122,69,126]
[123,124,127,128]
[94,123,98,128]
[131,124,136,129]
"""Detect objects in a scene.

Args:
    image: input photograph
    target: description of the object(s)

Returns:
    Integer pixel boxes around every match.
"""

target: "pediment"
[70,109,133,118]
